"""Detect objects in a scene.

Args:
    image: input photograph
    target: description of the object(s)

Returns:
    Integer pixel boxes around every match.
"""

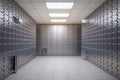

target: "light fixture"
[13,16,23,23]
[49,13,69,17]
[19,19,23,23]
[51,19,67,22]
[46,2,74,9]
[82,19,88,23]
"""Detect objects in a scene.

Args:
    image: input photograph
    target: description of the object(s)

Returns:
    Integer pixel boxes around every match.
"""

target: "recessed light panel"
[49,13,69,17]
[51,19,67,22]
[46,2,74,9]
[82,20,88,23]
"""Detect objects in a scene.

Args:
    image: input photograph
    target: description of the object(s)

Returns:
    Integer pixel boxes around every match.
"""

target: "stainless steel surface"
[37,24,81,56]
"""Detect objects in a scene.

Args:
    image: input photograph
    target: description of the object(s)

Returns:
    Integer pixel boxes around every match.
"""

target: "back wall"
[37,24,81,56]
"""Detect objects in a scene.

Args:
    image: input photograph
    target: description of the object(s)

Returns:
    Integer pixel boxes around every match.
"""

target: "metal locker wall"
[0,0,36,80]
[82,0,120,79]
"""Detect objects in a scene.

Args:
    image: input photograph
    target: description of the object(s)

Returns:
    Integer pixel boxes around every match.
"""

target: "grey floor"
[5,56,118,80]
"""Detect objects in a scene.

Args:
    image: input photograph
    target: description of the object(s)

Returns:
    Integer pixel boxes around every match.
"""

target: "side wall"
[82,0,120,79]
[37,24,81,56]
[0,0,36,80]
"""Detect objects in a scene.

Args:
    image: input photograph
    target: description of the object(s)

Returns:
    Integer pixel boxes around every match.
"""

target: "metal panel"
[37,24,81,56]
[0,0,36,80]
[82,0,120,79]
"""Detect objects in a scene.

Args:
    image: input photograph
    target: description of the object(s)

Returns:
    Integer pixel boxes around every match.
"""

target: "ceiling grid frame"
[15,0,106,24]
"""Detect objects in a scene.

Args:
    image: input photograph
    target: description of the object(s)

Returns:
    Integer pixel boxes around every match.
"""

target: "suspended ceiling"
[15,0,106,24]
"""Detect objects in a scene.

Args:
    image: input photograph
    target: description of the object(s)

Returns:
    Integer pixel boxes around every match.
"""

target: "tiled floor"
[5,56,118,80]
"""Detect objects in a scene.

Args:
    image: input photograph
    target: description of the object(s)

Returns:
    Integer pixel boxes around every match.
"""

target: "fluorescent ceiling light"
[19,19,23,23]
[46,2,74,9]
[49,13,69,17]
[82,20,87,23]
[51,19,67,22]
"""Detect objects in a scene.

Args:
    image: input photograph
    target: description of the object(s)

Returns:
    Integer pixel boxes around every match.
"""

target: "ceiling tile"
[15,0,29,2]
[46,0,75,2]
[75,0,91,3]
[70,9,82,14]
[91,0,106,3]
[17,2,34,9]
[15,0,106,24]
[32,3,47,9]
[73,2,88,9]
[48,9,70,13]
[86,3,102,9]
